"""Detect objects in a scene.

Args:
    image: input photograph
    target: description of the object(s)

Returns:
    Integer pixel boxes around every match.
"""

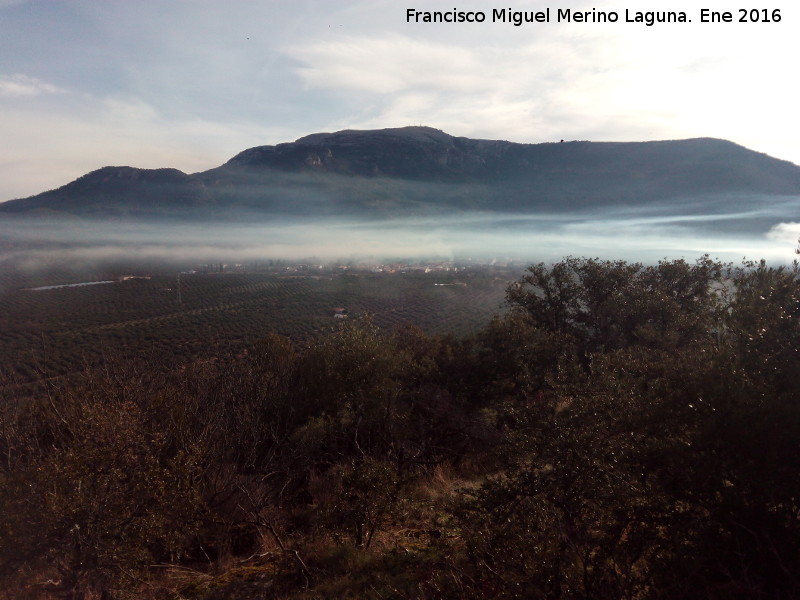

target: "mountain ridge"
[2,127,799,220]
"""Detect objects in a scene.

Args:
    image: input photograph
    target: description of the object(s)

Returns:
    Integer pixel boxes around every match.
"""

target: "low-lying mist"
[1,193,799,278]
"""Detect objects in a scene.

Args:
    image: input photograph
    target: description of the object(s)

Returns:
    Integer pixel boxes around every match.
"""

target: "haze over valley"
[2,126,799,278]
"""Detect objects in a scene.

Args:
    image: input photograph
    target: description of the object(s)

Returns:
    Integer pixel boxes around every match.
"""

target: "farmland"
[0,262,514,384]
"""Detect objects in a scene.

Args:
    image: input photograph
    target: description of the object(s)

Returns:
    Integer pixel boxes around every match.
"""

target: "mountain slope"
[2,127,799,220]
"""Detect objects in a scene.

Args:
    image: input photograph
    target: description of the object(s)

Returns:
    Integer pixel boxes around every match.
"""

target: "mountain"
[2,126,800,220]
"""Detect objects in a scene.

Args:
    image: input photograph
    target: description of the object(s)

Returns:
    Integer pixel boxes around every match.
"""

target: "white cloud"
[0,92,292,200]
[291,34,494,95]
[285,32,612,143]
[767,222,800,243]
[283,4,800,158]
[0,73,62,97]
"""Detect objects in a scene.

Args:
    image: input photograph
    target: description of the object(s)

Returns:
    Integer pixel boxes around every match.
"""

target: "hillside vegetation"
[1,256,799,599]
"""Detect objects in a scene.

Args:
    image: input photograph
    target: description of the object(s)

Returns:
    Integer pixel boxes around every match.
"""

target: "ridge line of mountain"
[2,126,799,220]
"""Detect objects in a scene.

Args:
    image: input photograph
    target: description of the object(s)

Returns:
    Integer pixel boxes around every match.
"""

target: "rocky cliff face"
[225,126,512,180]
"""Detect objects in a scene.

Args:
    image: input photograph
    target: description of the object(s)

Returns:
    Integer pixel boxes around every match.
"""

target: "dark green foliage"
[1,255,799,599]
[505,256,724,356]
[0,365,203,599]
[456,256,800,599]
[726,260,800,394]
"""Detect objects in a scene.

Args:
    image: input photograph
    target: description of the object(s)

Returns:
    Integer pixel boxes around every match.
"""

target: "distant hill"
[2,126,800,220]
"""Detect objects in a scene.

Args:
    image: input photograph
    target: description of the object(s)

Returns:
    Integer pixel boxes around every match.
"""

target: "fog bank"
[1,194,799,274]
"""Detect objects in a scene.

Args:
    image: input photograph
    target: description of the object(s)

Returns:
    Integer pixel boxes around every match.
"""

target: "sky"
[0,0,798,203]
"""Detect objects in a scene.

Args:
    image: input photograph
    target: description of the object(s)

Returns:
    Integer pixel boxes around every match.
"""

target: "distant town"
[182,257,526,276]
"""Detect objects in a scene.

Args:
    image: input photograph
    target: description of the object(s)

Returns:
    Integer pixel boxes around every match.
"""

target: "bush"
[0,368,202,599]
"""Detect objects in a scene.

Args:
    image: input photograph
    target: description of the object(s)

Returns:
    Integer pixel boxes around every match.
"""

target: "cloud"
[767,222,800,243]
[285,31,613,143]
[290,34,493,95]
[0,73,62,97]
[0,90,294,200]
[282,8,800,161]
[284,28,738,146]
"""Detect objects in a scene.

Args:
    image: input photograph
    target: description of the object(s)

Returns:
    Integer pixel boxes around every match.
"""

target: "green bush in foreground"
[0,371,202,599]
[455,257,800,599]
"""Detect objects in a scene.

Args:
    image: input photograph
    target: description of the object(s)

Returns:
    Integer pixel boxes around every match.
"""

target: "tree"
[456,256,800,598]
[505,256,724,357]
